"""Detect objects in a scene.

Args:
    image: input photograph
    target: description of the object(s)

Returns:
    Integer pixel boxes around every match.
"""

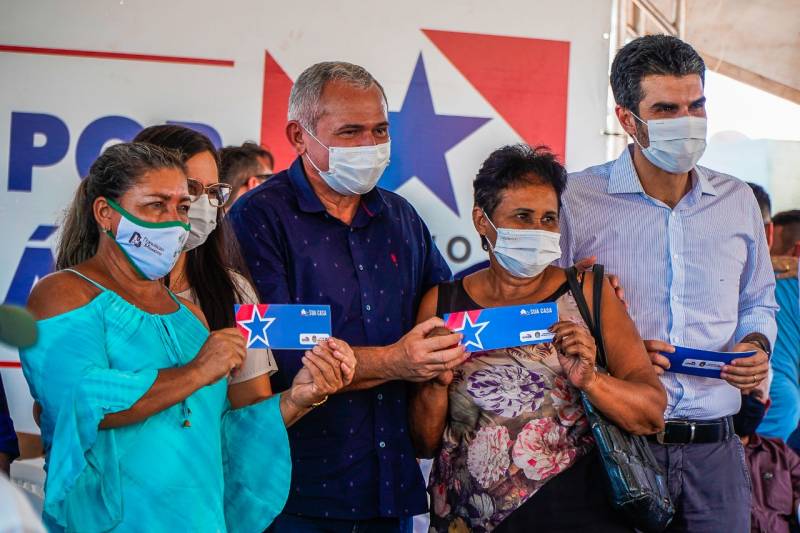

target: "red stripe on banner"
[0,44,235,67]
[0,361,22,368]
[423,29,570,162]
[260,50,295,171]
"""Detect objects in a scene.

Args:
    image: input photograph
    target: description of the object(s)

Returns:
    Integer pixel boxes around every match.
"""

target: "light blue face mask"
[631,113,707,174]
[106,199,190,280]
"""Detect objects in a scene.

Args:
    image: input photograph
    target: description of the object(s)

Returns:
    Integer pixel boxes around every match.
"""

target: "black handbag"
[565,265,674,533]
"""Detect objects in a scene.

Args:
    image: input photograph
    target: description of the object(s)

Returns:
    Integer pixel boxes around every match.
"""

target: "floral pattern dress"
[429,290,595,532]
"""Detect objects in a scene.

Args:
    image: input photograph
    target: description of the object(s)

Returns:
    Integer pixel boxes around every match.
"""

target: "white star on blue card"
[238,306,275,348]
[443,302,558,353]
[235,304,332,350]
[453,313,489,351]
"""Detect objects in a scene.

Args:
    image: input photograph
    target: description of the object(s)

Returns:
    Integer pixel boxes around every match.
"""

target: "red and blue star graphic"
[379,54,490,216]
[236,304,275,348]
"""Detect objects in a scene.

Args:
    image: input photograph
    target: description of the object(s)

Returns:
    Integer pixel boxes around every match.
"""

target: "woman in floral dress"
[410,145,666,532]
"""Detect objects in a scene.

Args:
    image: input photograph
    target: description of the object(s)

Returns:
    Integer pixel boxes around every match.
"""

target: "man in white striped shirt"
[560,35,777,532]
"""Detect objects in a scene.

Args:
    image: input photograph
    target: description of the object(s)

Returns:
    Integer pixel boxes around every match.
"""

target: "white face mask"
[183,195,218,252]
[484,211,562,278]
[631,113,707,174]
[303,127,391,196]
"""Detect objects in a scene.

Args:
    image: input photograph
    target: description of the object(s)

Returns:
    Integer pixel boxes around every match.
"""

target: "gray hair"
[610,35,705,113]
[288,61,387,133]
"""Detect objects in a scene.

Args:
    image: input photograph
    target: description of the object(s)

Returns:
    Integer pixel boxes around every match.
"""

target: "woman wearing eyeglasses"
[133,125,284,408]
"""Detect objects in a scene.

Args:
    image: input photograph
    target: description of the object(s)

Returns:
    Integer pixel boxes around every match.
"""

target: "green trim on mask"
[105,229,150,280]
[107,198,191,231]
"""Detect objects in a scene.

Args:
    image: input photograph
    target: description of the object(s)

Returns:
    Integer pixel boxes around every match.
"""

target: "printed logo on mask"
[129,232,143,248]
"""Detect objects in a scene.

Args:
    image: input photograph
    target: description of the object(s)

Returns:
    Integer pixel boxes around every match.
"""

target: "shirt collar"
[608,145,717,197]
[286,156,387,217]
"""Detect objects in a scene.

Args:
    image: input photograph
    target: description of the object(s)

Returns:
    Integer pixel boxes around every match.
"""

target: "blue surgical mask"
[631,113,707,174]
[303,127,391,196]
[106,199,190,280]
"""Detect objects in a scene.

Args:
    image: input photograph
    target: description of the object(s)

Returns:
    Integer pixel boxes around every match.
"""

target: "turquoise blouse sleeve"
[19,297,158,532]
[222,394,291,533]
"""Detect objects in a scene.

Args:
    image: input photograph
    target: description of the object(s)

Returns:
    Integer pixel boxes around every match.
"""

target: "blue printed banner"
[664,346,756,379]
[443,302,558,353]
[235,304,331,350]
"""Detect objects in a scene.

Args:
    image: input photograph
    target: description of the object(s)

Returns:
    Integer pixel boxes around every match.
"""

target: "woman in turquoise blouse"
[20,142,356,533]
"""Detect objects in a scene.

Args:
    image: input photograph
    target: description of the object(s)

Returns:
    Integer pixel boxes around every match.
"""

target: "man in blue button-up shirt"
[560,36,777,532]
[229,62,467,532]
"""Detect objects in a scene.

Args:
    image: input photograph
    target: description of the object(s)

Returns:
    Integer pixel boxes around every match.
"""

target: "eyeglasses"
[187,178,232,207]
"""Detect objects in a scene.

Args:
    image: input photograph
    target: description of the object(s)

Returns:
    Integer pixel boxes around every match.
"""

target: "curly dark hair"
[474,144,566,217]
[473,144,566,251]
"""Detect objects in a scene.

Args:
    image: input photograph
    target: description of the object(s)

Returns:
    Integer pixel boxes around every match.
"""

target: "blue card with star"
[235,304,331,350]
[443,302,558,353]
[664,346,756,379]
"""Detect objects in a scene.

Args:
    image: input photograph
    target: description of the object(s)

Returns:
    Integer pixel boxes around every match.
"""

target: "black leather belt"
[647,417,734,445]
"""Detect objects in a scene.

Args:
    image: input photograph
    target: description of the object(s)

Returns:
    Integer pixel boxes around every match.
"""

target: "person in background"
[734,374,800,533]
[0,305,45,533]
[229,61,466,533]
[753,201,800,442]
[411,144,665,532]
[219,142,274,209]
[0,304,37,476]
[559,35,777,532]
[20,142,355,532]
[0,376,18,477]
[772,210,800,280]
[134,125,284,409]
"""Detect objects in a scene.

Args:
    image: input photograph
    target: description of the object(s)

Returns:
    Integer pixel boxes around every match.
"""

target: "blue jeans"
[267,513,411,533]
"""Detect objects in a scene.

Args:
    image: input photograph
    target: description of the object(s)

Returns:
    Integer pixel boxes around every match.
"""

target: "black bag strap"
[565,265,607,369]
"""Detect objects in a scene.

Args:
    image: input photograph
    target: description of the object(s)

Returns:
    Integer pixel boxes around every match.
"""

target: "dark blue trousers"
[649,436,751,532]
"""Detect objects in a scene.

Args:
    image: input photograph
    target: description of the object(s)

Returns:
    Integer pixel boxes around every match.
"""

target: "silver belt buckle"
[658,420,697,445]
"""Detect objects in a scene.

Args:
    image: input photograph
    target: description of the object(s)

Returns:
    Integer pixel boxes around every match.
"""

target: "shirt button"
[366,304,372,311]
[358,264,364,271]
[377,393,383,400]
[379,441,386,448]
[672,295,679,301]
[671,211,676,217]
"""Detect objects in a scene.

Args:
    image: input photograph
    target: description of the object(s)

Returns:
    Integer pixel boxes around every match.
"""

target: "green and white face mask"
[106,198,190,280]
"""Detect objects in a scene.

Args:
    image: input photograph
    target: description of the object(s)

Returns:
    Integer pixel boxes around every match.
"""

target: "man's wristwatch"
[742,334,771,357]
